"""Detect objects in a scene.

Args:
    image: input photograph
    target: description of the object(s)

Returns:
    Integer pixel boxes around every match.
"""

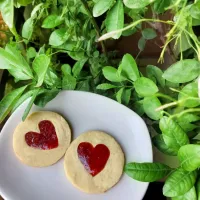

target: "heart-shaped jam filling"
[25,120,58,150]
[77,142,110,176]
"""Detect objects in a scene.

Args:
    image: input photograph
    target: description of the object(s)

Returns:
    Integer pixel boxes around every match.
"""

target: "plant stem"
[98,18,175,41]
[155,93,176,102]
[171,108,200,119]
[156,101,178,111]
[79,0,107,55]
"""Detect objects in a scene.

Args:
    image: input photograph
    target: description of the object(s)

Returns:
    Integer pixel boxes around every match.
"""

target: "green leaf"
[22,18,34,40]
[12,90,34,113]
[122,88,131,105]
[93,0,115,17]
[103,66,126,82]
[143,96,162,120]
[123,0,155,9]
[159,116,189,153]
[116,88,124,103]
[146,65,165,87]
[178,144,200,171]
[133,101,144,116]
[163,60,200,83]
[105,0,124,39]
[72,58,88,78]
[124,162,171,182]
[163,168,197,197]
[22,88,40,121]
[62,74,77,90]
[0,0,14,28]
[178,82,200,108]
[49,28,68,46]
[177,113,200,132]
[42,14,64,28]
[134,77,158,97]
[97,83,118,90]
[17,0,32,6]
[44,68,61,88]
[76,79,90,91]
[152,135,177,156]
[138,37,146,51]
[142,28,157,40]
[8,67,32,81]
[33,54,50,87]
[190,2,200,20]
[27,47,36,59]
[2,44,33,78]
[61,64,71,75]
[120,53,140,81]
[34,89,59,107]
[153,0,171,14]
[171,187,197,200]
[0,85,27,123]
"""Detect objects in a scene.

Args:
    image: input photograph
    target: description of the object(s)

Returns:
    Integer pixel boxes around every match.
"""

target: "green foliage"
[124,162,172,182]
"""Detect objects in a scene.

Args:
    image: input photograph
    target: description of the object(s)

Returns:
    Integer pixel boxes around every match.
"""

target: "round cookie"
[64,131,124,193]
[13,111,71,167]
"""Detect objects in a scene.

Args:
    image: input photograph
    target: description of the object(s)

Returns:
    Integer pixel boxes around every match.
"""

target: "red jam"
[77,142,110,176]
[25,120,58,150]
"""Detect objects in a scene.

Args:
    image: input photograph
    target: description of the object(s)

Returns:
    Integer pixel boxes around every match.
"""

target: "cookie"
[13,111,71,167]
[64,131,124,193]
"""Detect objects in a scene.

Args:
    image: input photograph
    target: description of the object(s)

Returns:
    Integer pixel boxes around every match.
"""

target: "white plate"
[0,91,152,200]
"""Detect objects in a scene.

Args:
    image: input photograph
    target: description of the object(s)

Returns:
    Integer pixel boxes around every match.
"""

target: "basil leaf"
[42,14,64,28]
[143,96,162,120]
[178,144,200,171]
[72,58,88,78]
[34,89,59,107]
[146,65,165,87]
[138,37,146,51]
[124,162,172,182]
[0,85,27,122]
[171,187,197,200]
[178,82,200,108]
[116,87,124,103]
[12,90,34,113]
[190,2,200,20]
[22,88,40,121]
[0,0,14,28]
[152,135,177,156]
[105,0,124,39]
[123,0,154,9]
[103,66,126,82]
[159,116,189,153]
[163,168,197,197]
[142,28,157,40]
[96,83,118,90]
[49,28,68,46]
[162,59,200,83]
[134,77,158,97]
[62,74,77,90]
[93,0,115,17]
[22,18,34,40]
[120,54,140,81]
[33,54,50,87]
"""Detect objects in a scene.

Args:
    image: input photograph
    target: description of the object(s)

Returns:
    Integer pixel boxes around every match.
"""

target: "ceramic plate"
[0,91,152,200]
